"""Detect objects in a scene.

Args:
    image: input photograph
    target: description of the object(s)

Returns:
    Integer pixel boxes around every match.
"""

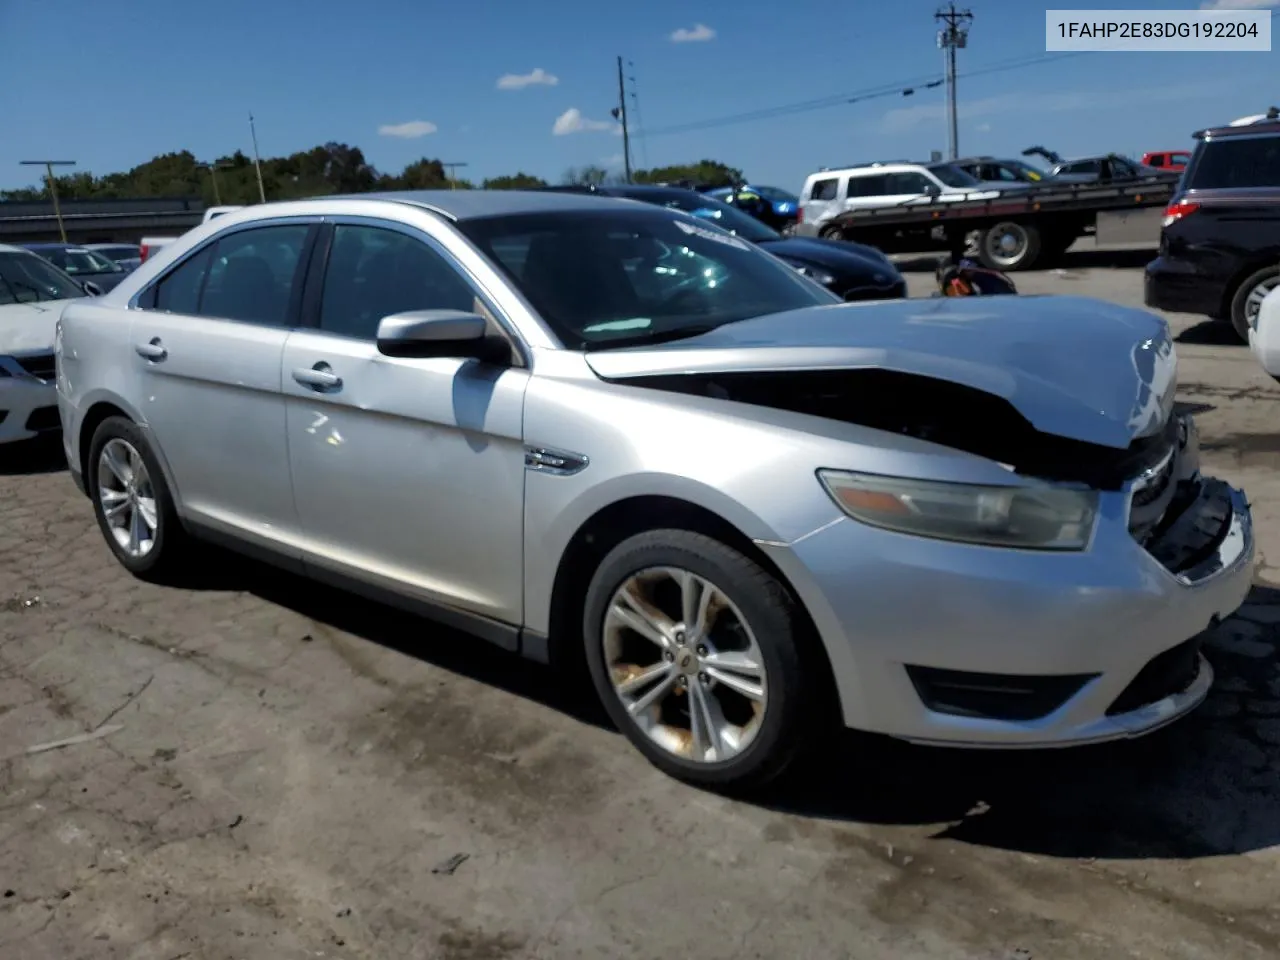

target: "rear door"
[129,219,317,549]
[281,218,529,631]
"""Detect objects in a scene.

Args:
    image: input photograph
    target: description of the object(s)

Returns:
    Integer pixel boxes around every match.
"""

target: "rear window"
[807,178,839,201]
[1187,135,1280,190]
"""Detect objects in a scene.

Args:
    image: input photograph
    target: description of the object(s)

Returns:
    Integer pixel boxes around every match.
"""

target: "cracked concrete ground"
[2,243,1278,960]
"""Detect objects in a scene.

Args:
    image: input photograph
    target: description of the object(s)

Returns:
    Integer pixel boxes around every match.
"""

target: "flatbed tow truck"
[821,175,1179,271]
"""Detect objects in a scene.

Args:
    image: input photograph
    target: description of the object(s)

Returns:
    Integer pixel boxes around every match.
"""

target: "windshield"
[458,208,838,350]
[0,251,86,304]
[927,163,983,188]
[621,189,781,243]
[38,247,121,275]
[754,186,800,204]
[1009,159,1047,180]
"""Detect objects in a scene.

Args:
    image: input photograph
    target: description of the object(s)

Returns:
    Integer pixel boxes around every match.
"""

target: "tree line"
[0,145,746,204]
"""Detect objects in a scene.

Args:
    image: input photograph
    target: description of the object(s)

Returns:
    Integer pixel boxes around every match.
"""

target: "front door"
[130,221,316,547]
[282,219,529,628]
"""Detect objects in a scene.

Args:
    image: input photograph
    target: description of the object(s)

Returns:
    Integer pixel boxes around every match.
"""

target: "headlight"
[817,470,1098,551]
[787,262,836,287]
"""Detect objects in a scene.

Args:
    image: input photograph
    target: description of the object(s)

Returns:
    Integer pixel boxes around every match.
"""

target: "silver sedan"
[55,191,1255,788]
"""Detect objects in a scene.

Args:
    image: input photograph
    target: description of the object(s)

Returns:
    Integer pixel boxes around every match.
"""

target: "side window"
[154,244,215,314]
[845,174,888,198]
[198,224,311,326]
[1148,155,1165,167]
[318,224,480,340]
[808,178,839,201]
[885,172,933,194]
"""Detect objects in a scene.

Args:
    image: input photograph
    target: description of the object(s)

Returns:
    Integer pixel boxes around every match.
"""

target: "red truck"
[1141,150,1191,173]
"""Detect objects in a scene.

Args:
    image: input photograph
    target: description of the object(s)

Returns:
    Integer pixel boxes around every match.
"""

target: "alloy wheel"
[97,438,158,559]
[602,566,767,764]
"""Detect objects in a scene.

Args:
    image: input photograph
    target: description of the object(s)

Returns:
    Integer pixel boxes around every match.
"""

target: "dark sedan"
[549,184,906,301]
[21,243,130,293]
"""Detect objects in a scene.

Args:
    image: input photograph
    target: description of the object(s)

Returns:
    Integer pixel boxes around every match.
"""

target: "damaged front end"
[613,366,1242,584]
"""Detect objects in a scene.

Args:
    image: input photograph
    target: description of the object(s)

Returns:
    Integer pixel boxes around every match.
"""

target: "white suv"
[797,161,1025,237]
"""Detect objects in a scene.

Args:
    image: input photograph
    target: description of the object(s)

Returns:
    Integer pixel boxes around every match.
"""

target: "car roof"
[324,189,640,220]
[0,243,34,254]
[21,242,80,250]
[1194,119,1280,140]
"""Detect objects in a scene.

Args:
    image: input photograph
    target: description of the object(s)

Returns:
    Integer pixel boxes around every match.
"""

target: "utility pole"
[248,113,267,203]
[935,3,973,161]
[610,55,633,183]
[20,160,75,243]
[442,162,468,189]
[197,161,233,205]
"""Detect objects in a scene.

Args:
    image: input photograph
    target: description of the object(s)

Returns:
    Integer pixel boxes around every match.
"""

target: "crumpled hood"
[585,295,1176,450]
[0,299,78,355]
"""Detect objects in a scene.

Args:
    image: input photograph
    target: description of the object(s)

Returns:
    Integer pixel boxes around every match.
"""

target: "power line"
[635,51,1087,138]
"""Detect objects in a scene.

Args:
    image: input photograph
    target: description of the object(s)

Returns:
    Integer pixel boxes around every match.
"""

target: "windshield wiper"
[584,323,724,351]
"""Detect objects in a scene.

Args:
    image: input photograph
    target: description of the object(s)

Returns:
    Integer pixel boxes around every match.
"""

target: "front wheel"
[583,529,818,789]
[87,416,192,581]
[1229,264,1280,342]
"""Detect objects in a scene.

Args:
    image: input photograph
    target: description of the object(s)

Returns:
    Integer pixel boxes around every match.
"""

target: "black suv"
[1145,116,1280,340]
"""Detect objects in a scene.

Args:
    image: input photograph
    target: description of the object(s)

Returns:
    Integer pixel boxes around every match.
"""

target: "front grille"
[1106,637,1203,716]
[15,353,56,382]
[24,406,61,432]
[906,665,1097,721]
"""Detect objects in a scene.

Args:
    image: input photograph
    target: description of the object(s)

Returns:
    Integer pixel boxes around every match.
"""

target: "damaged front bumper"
[757,435,1254,748]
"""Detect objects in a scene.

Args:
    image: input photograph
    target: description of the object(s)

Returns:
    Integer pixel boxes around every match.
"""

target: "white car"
[1246,281,1280,381]
[0,244,90,444]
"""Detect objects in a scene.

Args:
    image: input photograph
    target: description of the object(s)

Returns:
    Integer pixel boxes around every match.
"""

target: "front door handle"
[135,337,167,362]
[292,363,342,391]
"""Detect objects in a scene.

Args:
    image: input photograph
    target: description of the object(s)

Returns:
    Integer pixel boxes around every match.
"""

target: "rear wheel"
[977,221,1042,271]
[818,224,846,241]
[87,416,192,581]
[1229,264,1280,342]
[583,529,817,789]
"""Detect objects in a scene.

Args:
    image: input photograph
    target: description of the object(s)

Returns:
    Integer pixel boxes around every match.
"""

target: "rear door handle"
[135,337,167,362]
[292,363,342,391]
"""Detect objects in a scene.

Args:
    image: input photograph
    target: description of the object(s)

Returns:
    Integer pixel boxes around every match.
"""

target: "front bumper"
[760,470,1254,748]
[0,367,58,445]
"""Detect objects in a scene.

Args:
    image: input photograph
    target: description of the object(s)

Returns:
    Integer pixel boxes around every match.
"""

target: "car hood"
[757,237,900,280]
[585,296,1176,450]
[0,298,78,355]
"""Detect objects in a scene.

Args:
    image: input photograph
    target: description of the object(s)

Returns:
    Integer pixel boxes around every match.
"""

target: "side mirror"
[375,309,509,363]
[923,183,941,197]
[82,281,104,297]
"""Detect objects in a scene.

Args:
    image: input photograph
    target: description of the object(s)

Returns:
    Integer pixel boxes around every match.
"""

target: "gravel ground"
[2,242,1278,960]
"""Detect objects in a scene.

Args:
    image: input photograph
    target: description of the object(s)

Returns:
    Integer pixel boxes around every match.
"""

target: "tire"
[87,416,192,582]
[1228,264,1280,342]
[582,529,818,789]
[818,224,845,241]
[977,220,1042,271]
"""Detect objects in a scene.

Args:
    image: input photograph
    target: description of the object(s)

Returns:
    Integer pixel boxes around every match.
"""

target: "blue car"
[702,184,800,232]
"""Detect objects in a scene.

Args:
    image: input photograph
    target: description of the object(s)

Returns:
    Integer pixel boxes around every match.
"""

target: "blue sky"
[0,0,1275,193]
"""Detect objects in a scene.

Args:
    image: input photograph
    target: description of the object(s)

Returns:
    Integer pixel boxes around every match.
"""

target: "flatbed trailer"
[825,176,1179,271]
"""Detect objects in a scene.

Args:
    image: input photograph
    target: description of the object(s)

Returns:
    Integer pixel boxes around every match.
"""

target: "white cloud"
[1200,0,1276,10]
[552,107,619,136]
[497,67,559,90]
[378,120,437,139]
[975,122,992,133]
[601,153,625,168]
[670,23,716,42]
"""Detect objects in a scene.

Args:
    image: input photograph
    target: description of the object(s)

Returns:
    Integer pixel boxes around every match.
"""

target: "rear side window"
[154,245,214,314]
[1148,155,1165,167]
[845,174,889,197]
[808,178,838,201]
[200,225,311,326]
[1187,136,1280,190]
